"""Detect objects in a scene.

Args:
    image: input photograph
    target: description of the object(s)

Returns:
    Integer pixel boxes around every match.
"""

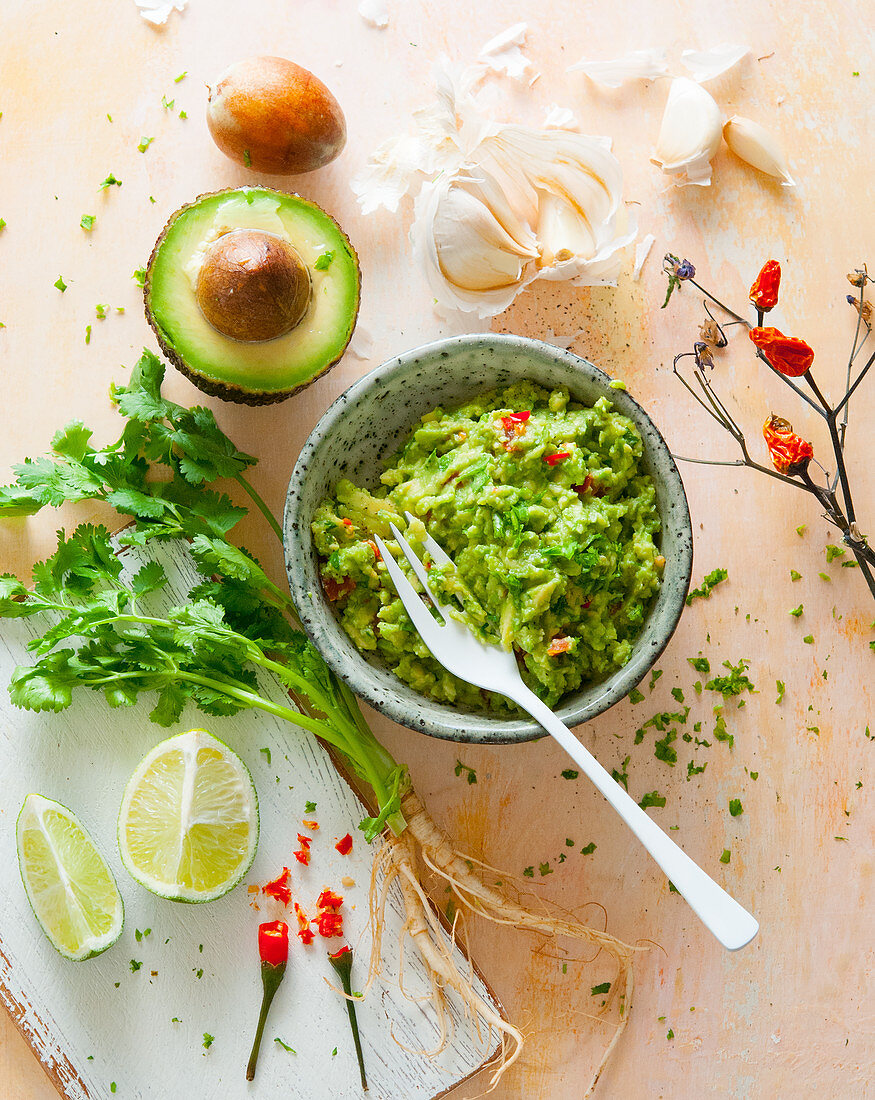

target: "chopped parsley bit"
[580,842,597,855]
[129,959,142,972]
[149,196,157,204]
[539,861,553,876]
[260,746,271,765]
[648,668,663,691]
[274,1037,296,1052]
[639,790,666,810]
[611,755,630,790]
[728,798,744,817]
[332,1047,338,1056]
[179,110,188,120]
[818,571,831,582]
[171,1017,180,1023]
[713,708,733,749]
[558,852,567,864]
[162,96,175,110]
[750,771,758,780]
[54,275,67,292]
[706,658,754,699]
[314,250,335,270]
[95,303,110,320]
[687,656,710,674]
[84,325,92,345]
[195,968,203,979]
[203,1033,214,1049]
[671,687,685,704]
[134,927,151,942]
[174,71,188,82]
[522,866,534,877]
[790,570,802,581]
[803,634,814,644]
[110,1085,117,1095]
[790,604,804,617]
[666,1028,675,1040]
[132,268,146,287]
[99,173,122,190]
[454,760,477,784]
[686,760,707,780]
[243,149,252,167]
[565,837,575,847]
[628,687,645,704]
[775,679,786,705]
[825,544,845,562]
[106,113,113,122]
[685,567,728,605]
[856,780,863,790]
[668,880,679,893]
[137,136,154,153]
[591,982,611,996]
[654,730,677,766]
[719,849,731,864]
[304,799,317,813]
[561,768,579,779]
[796,524,806,536]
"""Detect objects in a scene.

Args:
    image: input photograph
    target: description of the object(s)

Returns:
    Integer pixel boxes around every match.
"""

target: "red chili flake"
[547,636,572,657]
[749,327,814,377]
[316,911,344,938]
[293,902,314,945]
[335,834,353,855]
[749,260,781,312]
[582,598,592,610]
[296,833,312,848]
[317,888,344,911]
[571,474,605,498]
[341,518,354,529]
[544,451,571,466]
[293,848,310,867]
[322,574,356,602]
[367,539,381,561]
[262,867,292,907]
[499,411,531,450]
[302,819,319,830]
[762,414,814,475]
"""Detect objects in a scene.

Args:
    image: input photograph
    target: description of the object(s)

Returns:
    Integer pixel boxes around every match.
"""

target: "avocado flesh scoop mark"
[195,228,311,343]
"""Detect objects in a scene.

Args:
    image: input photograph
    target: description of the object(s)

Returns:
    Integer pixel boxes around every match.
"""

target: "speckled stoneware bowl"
[284,334,692,744]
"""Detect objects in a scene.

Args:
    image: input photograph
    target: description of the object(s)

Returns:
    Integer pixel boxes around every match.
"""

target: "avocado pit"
[195,228,311,343]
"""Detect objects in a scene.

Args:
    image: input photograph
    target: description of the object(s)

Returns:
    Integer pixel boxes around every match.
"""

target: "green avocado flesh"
[312,382,664,713]
[146,188,359,397]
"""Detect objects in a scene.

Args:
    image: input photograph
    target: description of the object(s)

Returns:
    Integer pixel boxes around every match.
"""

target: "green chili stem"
[246,962,286,1081]
[328,951,368,1091]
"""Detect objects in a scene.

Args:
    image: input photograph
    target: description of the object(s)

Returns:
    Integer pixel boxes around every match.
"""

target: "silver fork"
[374,515,759,952]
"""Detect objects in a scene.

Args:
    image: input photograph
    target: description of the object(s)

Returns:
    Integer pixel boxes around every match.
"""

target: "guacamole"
[312,381,664,712]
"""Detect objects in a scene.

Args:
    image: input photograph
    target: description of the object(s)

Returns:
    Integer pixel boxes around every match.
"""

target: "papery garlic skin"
[651,77,723,186]
[478,23,530,79]
[681,43,749,83]
[723,116,795,186]
[567,48,669,88]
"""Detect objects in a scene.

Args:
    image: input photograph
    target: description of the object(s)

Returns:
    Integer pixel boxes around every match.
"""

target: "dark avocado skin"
[143,187,361,406]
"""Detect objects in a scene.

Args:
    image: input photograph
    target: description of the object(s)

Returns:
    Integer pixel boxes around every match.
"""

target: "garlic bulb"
[651,77,723,186]
[357,58,635,318]
[723,115,795,186]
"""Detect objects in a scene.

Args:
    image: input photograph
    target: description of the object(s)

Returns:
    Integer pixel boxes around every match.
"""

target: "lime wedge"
[17,794,124,961]
[118,729,258,902]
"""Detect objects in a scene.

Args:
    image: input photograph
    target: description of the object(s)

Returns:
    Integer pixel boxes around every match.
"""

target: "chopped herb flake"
[790,604,804,617]
[174,71,188,82]
[454,760,477,784]
[686,567,728,605]
[705,659,754,698]
[162,96,175,111]
[667,1028,675,1040]
[580,842,596,855]
[775,679,786,704]
[54,275,67,292]
[796,524,806,536]
[274,1037,295,1052]
[99,173,122,190]
[260,746,271,765]
[137,136,154,153]
[818,571,831,582]
[80,214,96,231]
[728,798,743,817]
[132,268,146,287]
[561,769,579,779]
[129,959,142,972]
[84,325,91,345]
[304,800,317,813]
[591,982,611,996]
[687,656,710,674]
[649,668,663,691]
[243,149,252,167]
[628,687,645,704]
[719,849,730,864]
[314,250,335,270]
[565,837,575,847]
[671,687,685,704]
[639,790,666,810]
[790,569,801,581]
[203,1033,214,1049]
[825,545,845,562]
[522,866,534,877]
[611,755,630,790]
[539,861,553,876]
[110,1085,117,1095]
[803,634,814,644]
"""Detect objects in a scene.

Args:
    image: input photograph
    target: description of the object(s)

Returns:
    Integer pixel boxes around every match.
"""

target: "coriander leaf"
[686,567,728,605]
[0,485,44,517]
[110,351,170,421]
[561,768,579,779]
[11,660,76,710]
[687,656,710,673]
[150,682,188,726]
[105,682,139,708]
[51,422,94,462]
[99,173,122,190]
[106,487,169,520]
[628,687,645,704]
[728,798,743,817]
[80,214,96,231]
[639,790,666,810]
[591,982,611,996]
[13,456,104,507]
[580,842,596,855]
[719,849,730,864]
[131,560,167,597]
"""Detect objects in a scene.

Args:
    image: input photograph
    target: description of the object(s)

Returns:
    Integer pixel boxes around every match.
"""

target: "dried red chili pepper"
[749,260,781,312]
[749,327,814,377]
[762,414,814,475]
[335,833,353,855]
[246,921,289,1080]
[543,451,571,466]
[262,867,292,907]
[328,946,368,1090]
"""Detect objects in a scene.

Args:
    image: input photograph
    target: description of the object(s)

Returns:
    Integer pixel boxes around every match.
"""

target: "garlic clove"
[680,43,749,83]
[567,48,669,88]
[723,115,795,186]
[431,182,537,291]
[651,77,723,186]
[537,192,597,267]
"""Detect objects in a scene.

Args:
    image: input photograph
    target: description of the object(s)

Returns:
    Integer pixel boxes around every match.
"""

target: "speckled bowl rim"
[284,334,693,744]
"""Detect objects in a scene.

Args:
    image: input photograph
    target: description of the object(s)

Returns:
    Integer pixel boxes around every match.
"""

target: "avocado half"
[144,187,360,405]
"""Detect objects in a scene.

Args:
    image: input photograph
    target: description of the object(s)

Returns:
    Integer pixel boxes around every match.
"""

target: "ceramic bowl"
[284,334,692,744]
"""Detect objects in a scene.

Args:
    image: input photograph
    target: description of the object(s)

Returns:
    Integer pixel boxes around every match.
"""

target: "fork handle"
[509,683,759,951]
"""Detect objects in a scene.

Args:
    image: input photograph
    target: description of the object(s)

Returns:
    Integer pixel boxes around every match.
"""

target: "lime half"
[17,794,124,961]
[118,728,258,903]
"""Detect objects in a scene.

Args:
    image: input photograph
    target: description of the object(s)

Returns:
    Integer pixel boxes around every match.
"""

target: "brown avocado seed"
[195,229,311,342]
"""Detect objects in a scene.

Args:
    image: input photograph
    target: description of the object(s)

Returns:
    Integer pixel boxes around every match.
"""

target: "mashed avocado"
[312,381,663,712]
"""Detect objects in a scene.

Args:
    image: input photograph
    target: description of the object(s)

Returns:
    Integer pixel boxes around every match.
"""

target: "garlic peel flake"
[567,48,669,88]
[478,23,530,79]
[723,116,795,186]
[357,0,390,29]
[633,234,656,281]
[134,0,186,25]
[681,43,749,83]
[651,77,722,186]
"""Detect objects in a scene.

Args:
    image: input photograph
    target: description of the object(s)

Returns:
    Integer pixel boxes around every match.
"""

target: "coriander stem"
[235,474,284,543]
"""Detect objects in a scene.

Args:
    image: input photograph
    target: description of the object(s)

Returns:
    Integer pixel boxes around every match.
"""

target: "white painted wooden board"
[0,539,499,1099]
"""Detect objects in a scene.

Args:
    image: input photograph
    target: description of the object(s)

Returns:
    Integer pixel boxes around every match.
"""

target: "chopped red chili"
[257,920,289,968]
[302,819,319,830]
[544,451,571,466]
[296,832,312,847]
[322,574,356,602]
[547,636,572,657]
[262,867,292,907]
[316,911,344,938]
[572,474,605,497]
[247,921,290,1080]
[293,848,310,866]
[293,902,314,945]
[341,517,353,529]
[317,888,344,911]
[335,833,353,855]
[367,539,381,561]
